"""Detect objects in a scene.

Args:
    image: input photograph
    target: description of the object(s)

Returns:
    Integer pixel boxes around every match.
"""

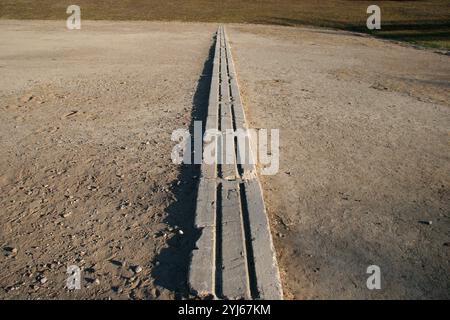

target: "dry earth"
[0,20,216,299]
[227,24,450,299]
[0,20,449,300]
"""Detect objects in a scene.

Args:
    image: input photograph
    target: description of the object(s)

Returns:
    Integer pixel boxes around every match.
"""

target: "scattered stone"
[85,277,98,284]
[85,267,95,273]
[21,94,34,103]
[40,276,48,284]
[128,279,140,290]
[62,211,72,218]
[151,288,160,298]
[110,259,124,267]
[120,269,134,279]
[134,265,143,274]
[7,284,21,292]
[118,200,130,210]
[178,230,184,235]
[4,247,18,254]
[112,286,123,294]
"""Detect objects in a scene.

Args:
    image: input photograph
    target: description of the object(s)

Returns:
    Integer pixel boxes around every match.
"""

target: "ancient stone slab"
[243,179,283,300]
[195,178,216,228]
[220,180,250,299]
[189,226,215,298]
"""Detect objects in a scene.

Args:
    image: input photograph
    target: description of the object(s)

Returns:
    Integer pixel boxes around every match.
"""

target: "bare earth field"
[228,24,450,299]
[0,20,216,299]
[0,20,449,299]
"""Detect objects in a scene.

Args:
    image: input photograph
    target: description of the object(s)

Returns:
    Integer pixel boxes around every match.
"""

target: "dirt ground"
[227,25,450,299]
[0,20,216,299]
[0,20,449,300]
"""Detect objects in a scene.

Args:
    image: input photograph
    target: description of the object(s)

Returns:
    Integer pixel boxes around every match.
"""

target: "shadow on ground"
[259,17,450,49]
[151,34,216,299]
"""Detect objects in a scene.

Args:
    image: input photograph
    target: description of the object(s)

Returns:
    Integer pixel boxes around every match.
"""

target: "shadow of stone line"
[150,32,216,299]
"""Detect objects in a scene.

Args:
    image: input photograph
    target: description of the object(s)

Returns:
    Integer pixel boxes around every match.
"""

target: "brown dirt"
[0,20,216,299]
[1,20,449,300]
[228,24,450,299]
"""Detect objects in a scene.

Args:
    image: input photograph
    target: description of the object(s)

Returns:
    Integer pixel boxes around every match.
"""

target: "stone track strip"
[188,26,283,300]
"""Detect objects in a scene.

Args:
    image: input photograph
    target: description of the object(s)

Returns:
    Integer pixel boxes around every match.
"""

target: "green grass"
[1,0,449,49]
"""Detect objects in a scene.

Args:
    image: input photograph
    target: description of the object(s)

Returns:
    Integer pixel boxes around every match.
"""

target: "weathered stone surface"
[195,178,216,228]
[189,26,283,300]
[189,226,215,298]
[243,179,283,300]
[220,181,250,299]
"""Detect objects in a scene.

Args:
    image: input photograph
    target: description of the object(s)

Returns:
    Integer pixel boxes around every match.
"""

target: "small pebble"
[113,286,123,294]
[62,212,72,218]
[4,247,18,256]
[151,288,160,298]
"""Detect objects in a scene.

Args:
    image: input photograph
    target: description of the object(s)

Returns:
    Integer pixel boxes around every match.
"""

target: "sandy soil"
[0,20,216,299]
[228,25,450,299]
[1,20,449,300]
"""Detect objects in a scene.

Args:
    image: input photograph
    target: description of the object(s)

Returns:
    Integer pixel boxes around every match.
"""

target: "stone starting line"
[188,26,283,300]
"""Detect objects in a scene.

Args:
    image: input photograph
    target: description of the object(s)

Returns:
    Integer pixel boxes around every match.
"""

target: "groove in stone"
[189,26,283,300]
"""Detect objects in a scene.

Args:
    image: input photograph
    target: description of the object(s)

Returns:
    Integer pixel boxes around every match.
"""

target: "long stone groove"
[188,26,283,300]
